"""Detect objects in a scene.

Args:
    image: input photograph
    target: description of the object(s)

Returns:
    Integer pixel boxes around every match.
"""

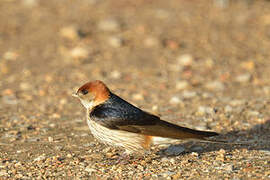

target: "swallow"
[72,80,219,153]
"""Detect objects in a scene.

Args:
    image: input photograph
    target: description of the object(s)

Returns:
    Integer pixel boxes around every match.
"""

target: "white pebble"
[132,93,144,100]
[258,150,270,155]
[155,9,170,19]
[98,19,120,32]
[108,36,123,47]
[70,47,89,59]
[191,152,199,156]
[0,170,7,176]
[170,96,181,104]
[176,81,189,90]
[224,105,233,113]
[34,154,46,161]
[48,137,53,142]
[152,105,158,111]
[20,82,31,90]
[197,106,215,116]
[247,111,259,116]
[182,90,197,99]
[223,164,234,172]
[2,95,18,105]
[230,99,245,106]
[177,54,193,66]
[205,81,225,91]
[110,70,121,79]
[214,0,229,8]
[144,37,159,47]
[60,26,79,40]
[85,166,96,173]
[66,154,73,158]
[235,73,251,83]
[22,0,38,7]
[3,51,18,60]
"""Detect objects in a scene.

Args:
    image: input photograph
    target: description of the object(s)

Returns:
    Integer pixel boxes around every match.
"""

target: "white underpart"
[87,117,183,152]
[80,99,94,109]
[87,115,147,153]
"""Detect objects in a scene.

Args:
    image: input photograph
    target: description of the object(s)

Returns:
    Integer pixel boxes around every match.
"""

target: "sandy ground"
[0,0,270,179]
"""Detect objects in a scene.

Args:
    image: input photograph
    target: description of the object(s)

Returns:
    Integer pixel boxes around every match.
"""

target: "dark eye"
[81,89,88,95]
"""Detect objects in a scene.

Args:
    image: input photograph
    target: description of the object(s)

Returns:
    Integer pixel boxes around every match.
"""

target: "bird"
[72,80,219,154]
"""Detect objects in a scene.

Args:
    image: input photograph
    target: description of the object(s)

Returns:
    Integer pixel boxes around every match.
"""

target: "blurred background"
[0,0,270,178]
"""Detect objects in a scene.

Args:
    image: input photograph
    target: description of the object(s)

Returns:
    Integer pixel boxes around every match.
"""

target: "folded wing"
[90,94,218,140]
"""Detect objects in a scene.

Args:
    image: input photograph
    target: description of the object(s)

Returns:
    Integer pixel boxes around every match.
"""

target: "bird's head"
[72,80,110,109]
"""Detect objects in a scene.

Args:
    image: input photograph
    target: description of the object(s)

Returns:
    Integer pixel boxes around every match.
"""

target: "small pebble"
[190,146,204,152]
[235,73,251,83]
[2,95,18,105]
[102,147,111,153]
[247,111,259,117]
[162,171,175,177]
[70,47,89,59]
[205,58,214,68]
[161,157,170,162]
[34,154,46,162]
[55,146,63,151]
[85,166,96,173]
[108,36,123,47]
[258,150,270,156]
[0,170,7,176]
[48,137,53,142]
[152,105,158,111]
[144,37,159,47]
[170,96,181,104]
[230,99,245,106]
[60,98,67,105]
[175,81,189,90]
[132,93,144,101]
[223,164,234,172]
[98,19,120,32]
[20,82,31,91]
[182,90,197,99]
[177,54,193,67]
[165,145,185,156]
[213,0,229,8]
[202,92,214,98]
[155,9,170,19]
[205,81,225,91]
[224,105,233,113]
[218,149,226,154]
[191,152,199,157]
[27,137,40,142]
[0,63,9,74]
[110,70,121,79]
[3,51,18,60]
[66,154,73,158]
[60,26,80,40]
[241,60,255,71]
[197,106,215,116]
[23,0,39,6]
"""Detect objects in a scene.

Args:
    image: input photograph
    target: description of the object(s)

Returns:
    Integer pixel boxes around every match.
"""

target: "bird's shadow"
[155,119,270,158]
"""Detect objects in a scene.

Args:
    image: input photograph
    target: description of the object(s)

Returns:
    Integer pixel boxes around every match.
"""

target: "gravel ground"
[1,0,270,179]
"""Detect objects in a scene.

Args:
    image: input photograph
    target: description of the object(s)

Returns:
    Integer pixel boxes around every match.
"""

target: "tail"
[148,120,250,145]
[153,120,219,140]
[140,119,219,140]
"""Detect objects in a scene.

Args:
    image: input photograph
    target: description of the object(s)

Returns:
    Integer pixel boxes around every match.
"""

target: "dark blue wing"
[89,93,159,129]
